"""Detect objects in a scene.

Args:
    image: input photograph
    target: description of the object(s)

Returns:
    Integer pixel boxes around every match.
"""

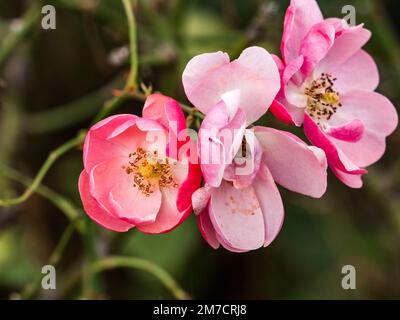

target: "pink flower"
[78,93,201,234]
[272,0,398,188]
[183,47,328,252]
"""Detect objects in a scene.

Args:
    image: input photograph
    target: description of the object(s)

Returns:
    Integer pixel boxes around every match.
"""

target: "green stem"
[0,163,83,226]
[90,256,190,300]
[17,219,80,300]
[82,221,103,298]
[26,77,125,134]
[0,89,201,209]
[91,93,131,124]
[0,131,86,207]
[122,0,138,91]
[0,4,40,68]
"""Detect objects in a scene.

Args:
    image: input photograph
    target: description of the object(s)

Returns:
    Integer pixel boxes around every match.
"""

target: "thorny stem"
[90,256,191,300]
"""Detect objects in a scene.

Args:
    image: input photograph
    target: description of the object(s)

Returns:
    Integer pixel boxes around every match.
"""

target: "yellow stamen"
[305,73,342,125]
[321,92,340,105]
[138,161,158,179]
[123,148,178,197]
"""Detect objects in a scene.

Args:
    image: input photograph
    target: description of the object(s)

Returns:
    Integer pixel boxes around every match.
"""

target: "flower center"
[123,148,178,197]
[305,73,342,126]
[138,161,159,179]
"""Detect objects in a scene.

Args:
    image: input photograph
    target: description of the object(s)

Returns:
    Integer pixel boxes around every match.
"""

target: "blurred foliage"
[0,0,399,299]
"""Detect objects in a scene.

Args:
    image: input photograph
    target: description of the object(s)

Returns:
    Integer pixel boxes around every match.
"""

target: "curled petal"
[176,161,201,213]
[209,181,265,252]
[192,185,212,215]
[197,205,220,250]
[331,166,364,189]
[328,91,398,167]
[137,187,187,234]
[270,99,297,126]
[143,93,186,134]
[255,126,328,198]
[83,114,138,172]
[253,164,284,247]
[299,22,335,78]
[78,171,134,232]
[109,182,162,225]
[317,25,371,71]
[282,0,323,63]
[182,46,280,124]
[327,119,364,142]
[198,102,246,187]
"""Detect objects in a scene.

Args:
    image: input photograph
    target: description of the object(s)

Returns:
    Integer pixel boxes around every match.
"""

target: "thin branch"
[90,256,190,300]
[16,219,80,300]
[0,4,40,68]
[91,92,131,124]
[122,0,138,91]
[0,163,83,225]
[82,221,103,298]
[0,0,201,209]
[0,131,86,207]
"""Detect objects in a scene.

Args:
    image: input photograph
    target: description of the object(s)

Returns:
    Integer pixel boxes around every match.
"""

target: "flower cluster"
[79,0,397,252]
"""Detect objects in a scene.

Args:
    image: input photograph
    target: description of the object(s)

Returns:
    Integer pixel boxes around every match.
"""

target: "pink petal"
[331,166,364,189]
[78,170,134,232]
[255,126,328,198]
[333,91,398,137]
[83,114,138,172]
[285,80,308,108]
[197,205,220,250]
[142,93,187,159]
[89,157,130,214]
[182,46,280,124]
[272,54,284,71]
[317,50,379,93]
[281,0,323,63]
[198,104,226,187]
[142,93,186,134]
[282,55,304,85]
[198,102,246,187]
[299,21,335,78]
[209,181,265,252]
[270,99,296,125]
[175,161,201,213]
[253,164,284,247]
[327,119,364,142]
[317,25,371,72]
[192,185,212,216]
[233,47,281,123]
[109,181,162,225]
[303,114,367,175]
[137,187,188,234]
[273,97,306,126]
[223,129,262,189]
[328,91,398,167]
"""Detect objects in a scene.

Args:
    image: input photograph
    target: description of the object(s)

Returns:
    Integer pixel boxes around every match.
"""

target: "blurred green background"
[0,0,399,299]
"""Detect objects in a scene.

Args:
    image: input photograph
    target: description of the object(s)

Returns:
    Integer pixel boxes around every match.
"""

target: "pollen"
[321,91,340,105]
[305,73,342,126]
[138,162,157,179]
[123,148,178,197]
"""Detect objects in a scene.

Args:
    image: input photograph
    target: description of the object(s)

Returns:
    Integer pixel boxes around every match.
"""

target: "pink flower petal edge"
[79,93,200,233]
